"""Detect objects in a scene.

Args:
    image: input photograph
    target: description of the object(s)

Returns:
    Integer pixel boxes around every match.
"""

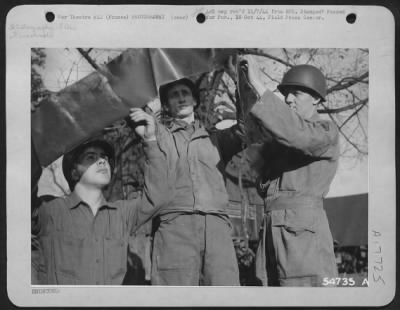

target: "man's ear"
[71,167,81,183]
[313,97,321,106]
[162,103,170,115]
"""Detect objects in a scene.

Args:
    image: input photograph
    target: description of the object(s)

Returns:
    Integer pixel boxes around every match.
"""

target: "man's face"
[166,84,196,119]
[74,146,111,189]
[283,87,320,119]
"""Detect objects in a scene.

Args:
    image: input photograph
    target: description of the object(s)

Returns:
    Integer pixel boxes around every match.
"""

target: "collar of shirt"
[169,119,198,131]
[169,119,210,139]
[66,191,117,210]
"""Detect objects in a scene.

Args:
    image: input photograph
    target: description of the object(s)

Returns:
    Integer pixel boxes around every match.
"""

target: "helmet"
[62,139,114,191]
[159,78,200,108]
[277,64,326,101]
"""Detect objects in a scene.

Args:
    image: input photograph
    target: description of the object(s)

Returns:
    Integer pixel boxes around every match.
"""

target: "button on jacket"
[36,141,167,285]
[248,89,340,285]
[149,119,243,217]
[137,119,243,286]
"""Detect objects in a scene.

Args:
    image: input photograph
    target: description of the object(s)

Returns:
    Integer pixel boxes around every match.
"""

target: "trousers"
[256,204,338,286]
[151,213,240,286]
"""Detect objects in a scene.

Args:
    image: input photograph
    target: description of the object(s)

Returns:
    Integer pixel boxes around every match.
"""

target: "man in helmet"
[239,56,339,287]
[129,78,242,286]
[34,115,169,285]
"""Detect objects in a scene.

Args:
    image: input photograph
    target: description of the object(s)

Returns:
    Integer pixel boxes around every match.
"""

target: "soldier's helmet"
[277,64,327,101]
[62,139,114,191]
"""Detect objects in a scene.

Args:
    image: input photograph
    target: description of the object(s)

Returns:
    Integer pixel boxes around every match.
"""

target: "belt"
[264,196,323,212]
[158,210,229,222]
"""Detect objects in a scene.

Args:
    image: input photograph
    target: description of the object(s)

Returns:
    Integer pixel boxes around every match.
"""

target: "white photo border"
[6,4,396,307]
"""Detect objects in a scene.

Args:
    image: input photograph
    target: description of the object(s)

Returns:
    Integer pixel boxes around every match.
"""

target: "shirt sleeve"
[130,139,173,233]
[35,201,54,236]
[249,89,339,158]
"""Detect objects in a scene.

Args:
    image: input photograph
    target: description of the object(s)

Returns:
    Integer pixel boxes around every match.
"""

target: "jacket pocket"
[53,234,84,283]
[271,208,321,279]
[104,236,128,282]
[55,270,78,285]
[271,208,317,233]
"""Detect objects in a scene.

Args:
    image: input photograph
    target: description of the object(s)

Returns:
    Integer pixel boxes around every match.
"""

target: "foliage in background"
[31,48,51,111]
[31,48,46,102]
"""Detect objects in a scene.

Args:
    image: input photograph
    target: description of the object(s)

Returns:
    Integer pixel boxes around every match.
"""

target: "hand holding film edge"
[129,107,157,142]
[237,56,261,117]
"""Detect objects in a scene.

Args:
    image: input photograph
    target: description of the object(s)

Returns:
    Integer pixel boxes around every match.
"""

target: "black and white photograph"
[6,4,395,307]
[30,47,369,287]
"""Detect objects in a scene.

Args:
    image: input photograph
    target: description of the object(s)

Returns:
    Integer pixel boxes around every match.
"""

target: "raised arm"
[128,108,175,232]
[139,140,171,223]
[238,55,339,158]
[249,90,339,158]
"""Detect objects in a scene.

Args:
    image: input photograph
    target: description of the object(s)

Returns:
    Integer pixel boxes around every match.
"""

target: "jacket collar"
[168,119,210,139]
[66,191,116,209]
[168,119,196,132]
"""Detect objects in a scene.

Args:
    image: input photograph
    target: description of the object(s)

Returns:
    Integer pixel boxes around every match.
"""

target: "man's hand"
[146,98,162,121]
[240,55,267,98]
[129,108,157,142]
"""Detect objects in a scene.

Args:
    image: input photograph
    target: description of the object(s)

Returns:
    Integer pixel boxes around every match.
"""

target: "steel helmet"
[62,139,114,191]
[277,64,327,101]
[159,78,200,108]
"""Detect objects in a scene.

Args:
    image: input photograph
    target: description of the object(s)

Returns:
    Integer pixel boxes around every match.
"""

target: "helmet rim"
[278,64,326,101]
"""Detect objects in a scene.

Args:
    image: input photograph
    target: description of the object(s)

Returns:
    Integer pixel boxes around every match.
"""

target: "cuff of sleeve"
[250,88,282,116]
[143,140,163,160]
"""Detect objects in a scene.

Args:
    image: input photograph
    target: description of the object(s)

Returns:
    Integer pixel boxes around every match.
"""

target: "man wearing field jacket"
[129,78,242,286]
[240,56,339,286]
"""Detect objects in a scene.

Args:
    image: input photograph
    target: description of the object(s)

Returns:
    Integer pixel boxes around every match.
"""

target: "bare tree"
[35,48,368,198]
[241,48,368,160]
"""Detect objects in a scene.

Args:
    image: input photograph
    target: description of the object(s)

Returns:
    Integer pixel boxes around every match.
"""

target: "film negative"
[6,4,396,307]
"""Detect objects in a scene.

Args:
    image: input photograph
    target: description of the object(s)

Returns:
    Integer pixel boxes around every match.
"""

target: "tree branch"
[318,98,368,114]
[260,68,281,84]
[339,100,367,129]
[240,48,294,68]
[77,48,115,82]
[327,72,369,93]
[320,102,368,155]
[356,110,368,140]
[305,48,318,64]
[77,48,101,71]
[241,49,368,98]
[282,48,291,64]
